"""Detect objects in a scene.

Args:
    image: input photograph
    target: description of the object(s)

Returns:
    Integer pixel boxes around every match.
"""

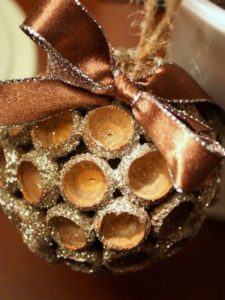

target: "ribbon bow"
[0,0,224,193]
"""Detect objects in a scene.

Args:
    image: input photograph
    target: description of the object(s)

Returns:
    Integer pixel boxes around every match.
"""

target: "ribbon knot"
[0,0,224,193]
[114,73,142,107]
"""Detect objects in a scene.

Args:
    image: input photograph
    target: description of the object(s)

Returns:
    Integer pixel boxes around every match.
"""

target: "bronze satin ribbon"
[0,0,224,193]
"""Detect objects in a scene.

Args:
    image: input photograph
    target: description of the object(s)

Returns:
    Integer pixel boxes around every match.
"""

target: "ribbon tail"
[132,93,225,193]
[139,63,211,101]
[165,104,212,133]
[0,78,110,127]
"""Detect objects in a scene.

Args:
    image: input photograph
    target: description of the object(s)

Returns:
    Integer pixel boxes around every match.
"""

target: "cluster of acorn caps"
[0,103,220,273]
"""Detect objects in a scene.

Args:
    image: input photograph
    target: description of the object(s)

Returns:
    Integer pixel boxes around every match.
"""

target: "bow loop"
[140,63,211,101]
[21,0,115,92]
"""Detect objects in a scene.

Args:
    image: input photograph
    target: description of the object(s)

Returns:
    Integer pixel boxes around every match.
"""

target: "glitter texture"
[7,125,32,147]
[47,203,95,250]
[32,110,81,158]
[17,150,59,208]
[151,193,196,240]
[103,243,152,273]
[0,97,221,273]
[57,247,102,273]
[119,143,173,206]
[0,141,21,193]
[94,196,150,250]
[60,153,115,210]
[82,105,139,159]
[0,190,57,262]
[0,71,222,273]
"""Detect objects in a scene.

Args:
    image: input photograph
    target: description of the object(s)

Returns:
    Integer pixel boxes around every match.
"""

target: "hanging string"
[132,0,181,79]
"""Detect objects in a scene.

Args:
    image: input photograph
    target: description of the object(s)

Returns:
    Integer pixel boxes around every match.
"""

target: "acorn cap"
[103,243,152,273]
[17,150,59,208]
[60,153,114,210]
[94,196,150,251]
[47,203,95,251]
[32,110,81,158]
[120,144,173,205]
[151,194,195,240]
[83,105,138,159]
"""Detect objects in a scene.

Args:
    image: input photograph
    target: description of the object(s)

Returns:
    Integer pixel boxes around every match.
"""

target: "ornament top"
[0,0,224,193]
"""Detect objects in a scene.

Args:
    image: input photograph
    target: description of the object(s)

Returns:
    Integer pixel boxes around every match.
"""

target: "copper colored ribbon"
[0,0,224,193]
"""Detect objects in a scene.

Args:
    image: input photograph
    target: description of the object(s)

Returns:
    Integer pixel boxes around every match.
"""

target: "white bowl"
[0,0,38,80]
[167,0,225,109]
[167,0,225,220]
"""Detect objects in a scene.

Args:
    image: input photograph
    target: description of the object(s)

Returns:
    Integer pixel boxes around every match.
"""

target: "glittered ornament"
[0,0,224,274]
[0,103,222,273]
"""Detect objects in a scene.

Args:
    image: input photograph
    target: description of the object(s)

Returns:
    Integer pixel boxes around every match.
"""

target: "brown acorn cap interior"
[17,161,43,204]
[128,151,173,201]
[0,147,6,188]
[32,111,74,148]
[87,106,134,151]
[160,201,194,238]
[8,126,23,137]
[100,213,146,250]
[62,161,107,208]
[52,216,87,250]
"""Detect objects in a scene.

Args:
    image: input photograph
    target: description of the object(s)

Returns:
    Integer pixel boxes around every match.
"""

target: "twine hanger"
[132,0,182,79]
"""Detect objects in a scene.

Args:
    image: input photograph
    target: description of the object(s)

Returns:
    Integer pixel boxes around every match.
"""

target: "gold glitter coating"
[0,12,223,274]
[152,234,192,262]
[0,128,8,141]
[47,203,95,251]
[7,125,32,147]
[17,150,59,208]
[57,247,102,273]
[195,171,221,209]
[82,105,139,159]
[0,141,20,193]
[119,144,173,206]
[0,190,57,262]
[32,110,81,158]
[94,196,150,250]
[0,189,24,225]
[20,209,57,263]
[0,100,222,273]
[66,260,98,274]
[103,243,152,273]
[151,193,197,240]
[60,153,115,210]
[0,87,223,273]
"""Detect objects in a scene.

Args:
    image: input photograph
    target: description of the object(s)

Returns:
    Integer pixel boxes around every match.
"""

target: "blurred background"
[0,0,225,299]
